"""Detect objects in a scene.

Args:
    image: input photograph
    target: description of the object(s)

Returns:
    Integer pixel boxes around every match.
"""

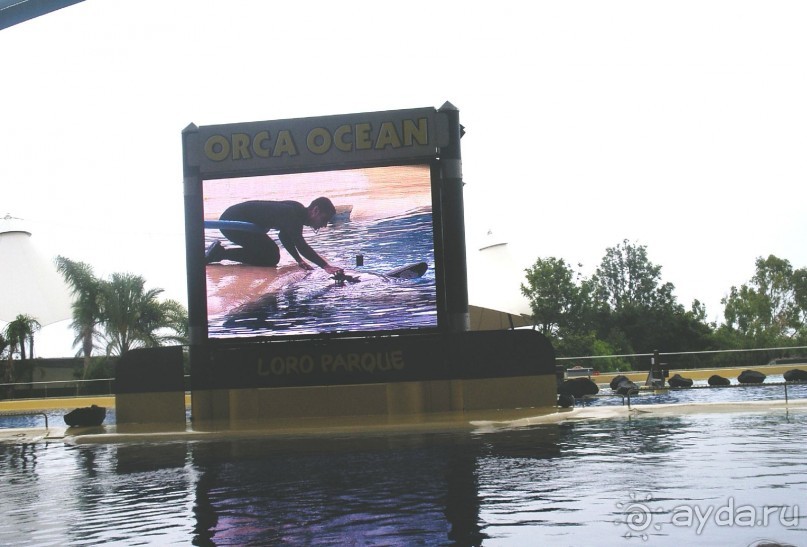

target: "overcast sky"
[2,1,806,355]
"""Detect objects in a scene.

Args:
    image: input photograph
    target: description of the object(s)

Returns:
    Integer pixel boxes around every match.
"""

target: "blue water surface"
[582,375,807,407]
[1,380,806,547]
[1,409,805,546]
[208,208,438,338]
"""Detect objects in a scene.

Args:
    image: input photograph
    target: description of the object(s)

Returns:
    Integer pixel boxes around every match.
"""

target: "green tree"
[521,257,591,336]
[56,256,103,376]
[555,333,631,372]
[591,240,675,355]
[794,267,807,342]
[520,257,614,360]
[590,240,714,358]
[521,241,717,369]
[721,255,805,344]
[592,239,675,312]
[99,272,187,355]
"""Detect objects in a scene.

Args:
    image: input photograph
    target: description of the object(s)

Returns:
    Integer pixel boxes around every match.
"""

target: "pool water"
[1,406,805,545]
[584,374,807,407]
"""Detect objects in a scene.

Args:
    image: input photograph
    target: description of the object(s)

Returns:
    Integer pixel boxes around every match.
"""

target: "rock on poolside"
[783,368,807,382]
[708,374,731,386]
[610,374,630,391]
[64,405,106,427]
[668,373,694,388]
[737,370,766,384]
[613,378,639,396]
[558,378,599,398]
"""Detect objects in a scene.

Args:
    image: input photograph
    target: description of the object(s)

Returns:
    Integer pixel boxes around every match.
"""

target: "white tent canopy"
[0,217,73,327]
[469,305,532,331]
[467,231,533,330]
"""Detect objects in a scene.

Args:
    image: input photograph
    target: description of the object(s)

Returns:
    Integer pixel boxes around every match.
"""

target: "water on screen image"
[203,165,438,340]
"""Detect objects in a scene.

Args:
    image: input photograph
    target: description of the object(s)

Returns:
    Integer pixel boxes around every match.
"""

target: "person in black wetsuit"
[205,197,342,274]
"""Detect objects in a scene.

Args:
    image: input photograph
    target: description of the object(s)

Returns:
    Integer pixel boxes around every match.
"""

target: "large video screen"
[203,165,438,339]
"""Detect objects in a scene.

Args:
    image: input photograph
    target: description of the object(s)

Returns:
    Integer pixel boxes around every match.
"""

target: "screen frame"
[183,107,453,347]
[199,162,445,344]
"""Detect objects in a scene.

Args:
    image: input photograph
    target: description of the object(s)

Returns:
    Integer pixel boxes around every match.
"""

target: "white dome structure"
[0,215,73,327]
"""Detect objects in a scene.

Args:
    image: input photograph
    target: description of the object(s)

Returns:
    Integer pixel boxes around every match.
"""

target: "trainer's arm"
[279,229,333,271]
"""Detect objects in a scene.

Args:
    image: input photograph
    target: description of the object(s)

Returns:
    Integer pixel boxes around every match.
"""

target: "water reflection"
[0,412,805,546]
[187,433,495,545]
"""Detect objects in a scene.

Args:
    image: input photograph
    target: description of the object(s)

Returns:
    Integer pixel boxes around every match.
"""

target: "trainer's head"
[307,197,336,229]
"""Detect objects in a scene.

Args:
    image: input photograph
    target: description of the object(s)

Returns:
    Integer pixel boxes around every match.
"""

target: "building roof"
[0,0,84,31]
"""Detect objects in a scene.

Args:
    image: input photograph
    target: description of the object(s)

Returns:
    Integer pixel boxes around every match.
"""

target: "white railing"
[0,376,191,400]
[0,378,114,399]
[555,345,807,372]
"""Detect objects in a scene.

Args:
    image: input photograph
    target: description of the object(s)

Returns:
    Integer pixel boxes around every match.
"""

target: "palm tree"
[56,256,102,376]
[4,314,41,384]
[0,333,9,384]
[56,256,188,364]
[4,314,41,360]
[99,272,187,356]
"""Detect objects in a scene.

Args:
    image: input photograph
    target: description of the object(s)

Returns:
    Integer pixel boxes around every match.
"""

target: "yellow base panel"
[116,392,187,425]
[192,375,558,423]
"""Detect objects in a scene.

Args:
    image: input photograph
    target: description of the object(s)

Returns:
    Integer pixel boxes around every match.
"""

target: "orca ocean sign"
[187,107,448,178]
